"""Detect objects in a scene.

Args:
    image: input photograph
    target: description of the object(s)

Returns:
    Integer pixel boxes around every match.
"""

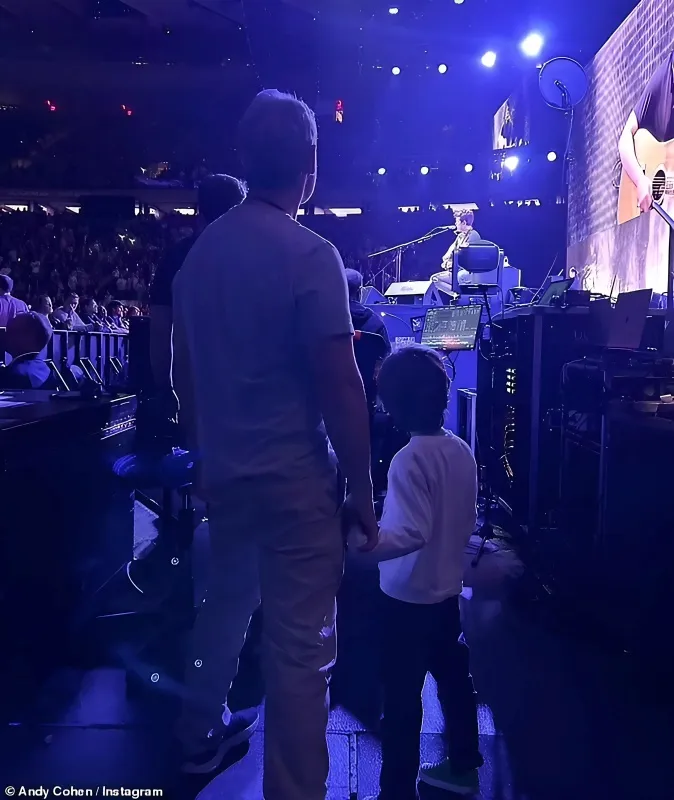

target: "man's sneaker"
[420,759,479,795]
[181,708,259,774]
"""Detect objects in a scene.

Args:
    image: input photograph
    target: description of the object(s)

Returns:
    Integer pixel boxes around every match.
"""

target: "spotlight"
[481,51,497,68]
[504,155,519,172]
[391,66,401,75]
[464,163,474,173]
[547,151,558,162]
[454,0,465,4]
[377,167,387,176]
[388,6,399,14]
[520,33,544,58]
[438,64,448,74]
[420,166,430,175]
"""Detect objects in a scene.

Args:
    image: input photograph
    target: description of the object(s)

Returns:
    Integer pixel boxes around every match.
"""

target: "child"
[362,345,483,799]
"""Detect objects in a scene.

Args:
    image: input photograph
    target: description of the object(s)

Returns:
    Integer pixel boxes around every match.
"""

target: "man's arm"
[149,305,173,390]
[171,292,197,451]
[308,335,373,499]
[298,243,378,549]
[618,111,652,214]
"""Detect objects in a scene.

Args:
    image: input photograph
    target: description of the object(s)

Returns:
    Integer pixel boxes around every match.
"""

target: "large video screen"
[567,0,674,296]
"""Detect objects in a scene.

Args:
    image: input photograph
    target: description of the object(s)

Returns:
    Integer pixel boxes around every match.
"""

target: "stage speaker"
[361,286,386,304]
[384,281,442,305]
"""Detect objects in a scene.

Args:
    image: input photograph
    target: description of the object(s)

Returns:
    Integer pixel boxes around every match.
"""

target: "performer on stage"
[618,50,674,218]
[431,210,481,295]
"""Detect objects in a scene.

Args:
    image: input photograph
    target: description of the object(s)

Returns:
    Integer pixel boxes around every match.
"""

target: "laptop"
[606,289,653,350]
[421,305,483,352]
[537,277,574,306]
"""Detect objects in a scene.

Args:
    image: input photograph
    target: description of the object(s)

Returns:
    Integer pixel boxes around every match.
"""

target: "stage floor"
[0,506,672,799]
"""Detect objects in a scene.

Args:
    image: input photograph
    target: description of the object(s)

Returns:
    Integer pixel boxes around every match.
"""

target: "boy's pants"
[379,591,483,800]
[176,474,344,800]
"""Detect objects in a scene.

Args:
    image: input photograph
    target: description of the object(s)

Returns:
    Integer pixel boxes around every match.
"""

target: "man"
[149,174,246,394]
[34,295,54,321]
[0,275,28,328]
[431,211,481,295]
[1,311,55,390]
[172,90,378,798]
[79,298,109,329]
[345,268,391,351]
[619,51,674,215]
[105,300,128,332]
[52,293,89,331]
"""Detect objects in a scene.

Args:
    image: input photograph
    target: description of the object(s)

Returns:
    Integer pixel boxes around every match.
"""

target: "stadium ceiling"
[0,0,247,29]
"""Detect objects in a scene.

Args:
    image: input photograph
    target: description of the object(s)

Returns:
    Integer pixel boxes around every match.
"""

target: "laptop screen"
[421,305,482,351]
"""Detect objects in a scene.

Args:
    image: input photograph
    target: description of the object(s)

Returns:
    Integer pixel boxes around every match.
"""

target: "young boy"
[363,345,483,799]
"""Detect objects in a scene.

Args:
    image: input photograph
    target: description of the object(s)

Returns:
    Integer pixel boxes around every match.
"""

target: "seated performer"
[431,210,482,295]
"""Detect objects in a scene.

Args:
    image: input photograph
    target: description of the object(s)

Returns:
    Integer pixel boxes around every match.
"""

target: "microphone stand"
[368,226,456,285]
[650,203,674,353]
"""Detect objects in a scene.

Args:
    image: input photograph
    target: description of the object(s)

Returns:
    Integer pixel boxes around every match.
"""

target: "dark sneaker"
[420,759,479,795]
[181,708,259,774]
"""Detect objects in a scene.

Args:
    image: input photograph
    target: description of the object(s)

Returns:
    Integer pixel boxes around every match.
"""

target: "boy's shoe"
[420,759,479,795]
[181,708,259,774]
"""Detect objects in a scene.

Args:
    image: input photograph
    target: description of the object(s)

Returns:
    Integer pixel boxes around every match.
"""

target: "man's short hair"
[345,268,363,300]
[455,210,474,227]
[378,345,449,434]
[0,274,13,293]
[198,174,246,224]
[5,311,52,357]
[108,300,123,314]
[238,89,317,191]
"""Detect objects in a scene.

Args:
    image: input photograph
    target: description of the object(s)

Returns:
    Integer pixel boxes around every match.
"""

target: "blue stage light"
[420,166,430,175]
[464,163,474,173]
[547,151,558,162]
[377,167,387,175]
[388,6,399,14]
[504,156,519,171]
[481,51,497,68]
[438,64,448,74]
[391,66,401,75]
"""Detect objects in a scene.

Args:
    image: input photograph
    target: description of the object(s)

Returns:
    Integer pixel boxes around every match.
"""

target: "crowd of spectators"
[0,209,205,327]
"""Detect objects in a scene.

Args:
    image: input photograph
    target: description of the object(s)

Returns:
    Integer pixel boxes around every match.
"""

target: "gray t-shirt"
[173,200,353,499]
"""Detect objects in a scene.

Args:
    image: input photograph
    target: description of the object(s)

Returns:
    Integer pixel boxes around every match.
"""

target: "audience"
[171,89,377,798]
[1,311,55,389]
[345,268,391,352]
[360,345,482,800]
[0,275,28,327]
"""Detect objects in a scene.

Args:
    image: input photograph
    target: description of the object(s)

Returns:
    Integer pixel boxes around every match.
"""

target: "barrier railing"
[0,328,129,389]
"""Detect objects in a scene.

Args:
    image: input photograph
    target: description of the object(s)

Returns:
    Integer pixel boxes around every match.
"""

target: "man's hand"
[345,491,379,552]
[637,174,653,215]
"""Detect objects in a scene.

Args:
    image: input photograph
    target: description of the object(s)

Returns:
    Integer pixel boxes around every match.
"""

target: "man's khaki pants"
[176,472,344,800]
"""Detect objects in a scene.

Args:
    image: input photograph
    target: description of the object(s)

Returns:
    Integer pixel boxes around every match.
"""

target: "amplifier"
[384,281,442,305]
[476,307,590,533]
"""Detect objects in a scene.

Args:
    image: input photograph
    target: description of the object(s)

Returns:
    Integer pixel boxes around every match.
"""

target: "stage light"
[520,33,544,58]
[504,155,519,172]
[481,51,497,68]
[454,0,465,4]
[377,167,387,176]
[420,166,430,175]
[388,6,399,14]
[547,151,558,162]
[391,66,401,75]
[438,64,448,74]
[464,163,474,173]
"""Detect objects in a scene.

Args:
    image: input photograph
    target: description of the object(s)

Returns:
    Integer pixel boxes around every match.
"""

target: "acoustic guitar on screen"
[617,129,674,224]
